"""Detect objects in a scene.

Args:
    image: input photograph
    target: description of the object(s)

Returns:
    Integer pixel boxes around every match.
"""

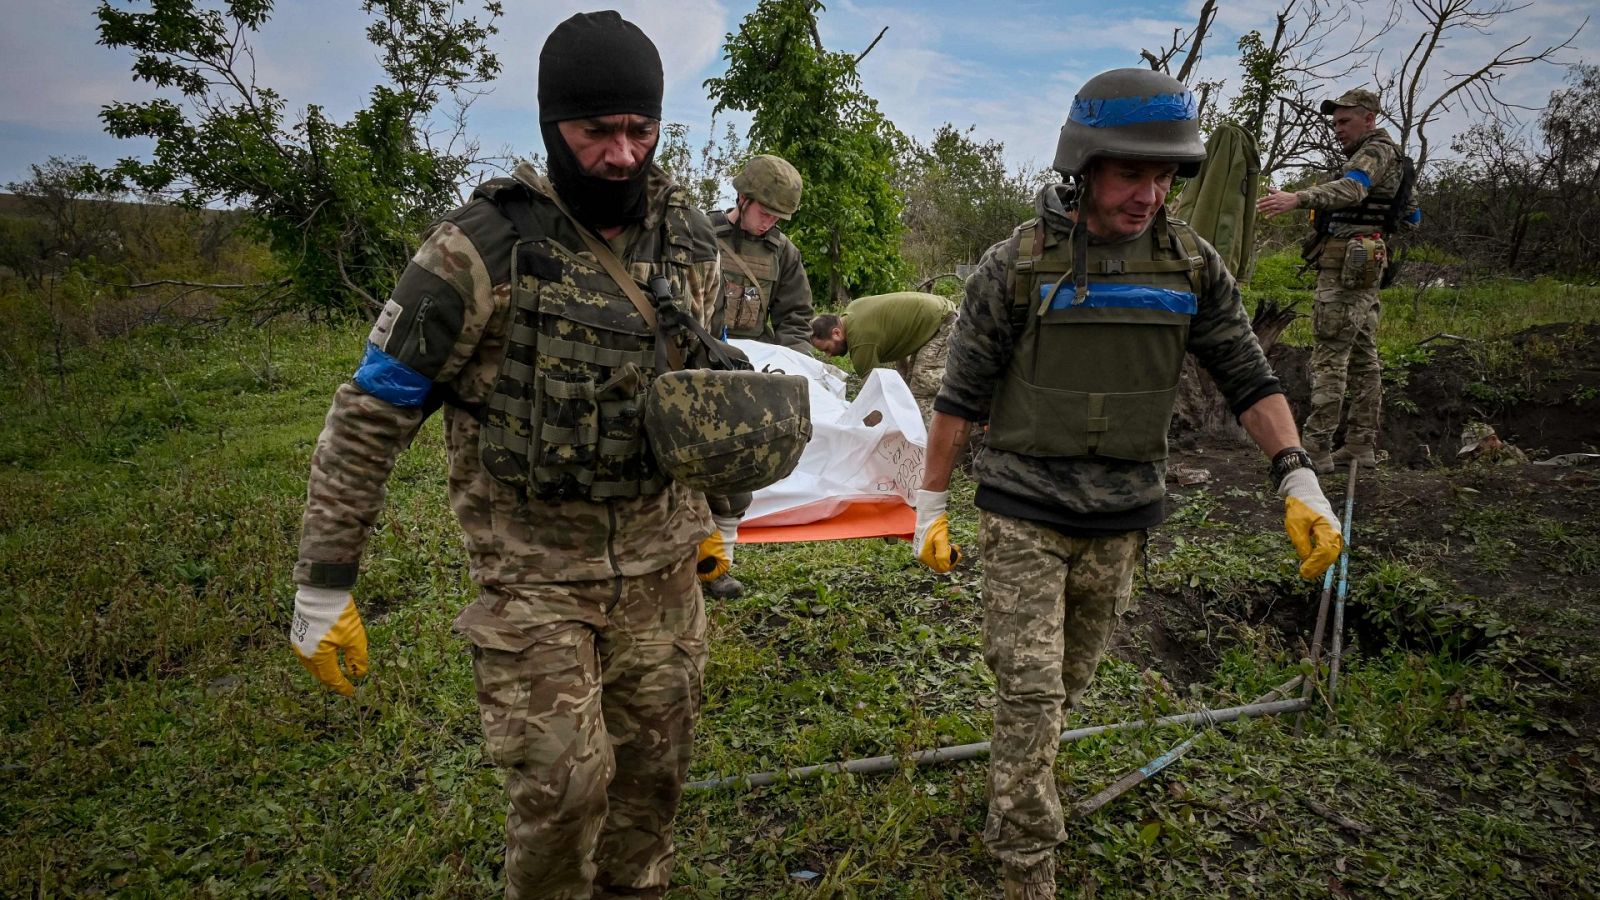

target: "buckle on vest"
[1099,260,1126,275]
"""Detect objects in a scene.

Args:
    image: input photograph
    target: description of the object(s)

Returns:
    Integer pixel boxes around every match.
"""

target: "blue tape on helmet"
[1069,91,1198,128]
[353,342,432,408]
[1343,170,1372,189]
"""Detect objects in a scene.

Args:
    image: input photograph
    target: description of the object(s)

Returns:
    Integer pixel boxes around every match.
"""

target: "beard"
[542,121,655,231]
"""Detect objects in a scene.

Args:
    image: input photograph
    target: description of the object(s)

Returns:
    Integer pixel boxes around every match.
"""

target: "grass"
[3,307,1599,897]
[1244,248,1600,358]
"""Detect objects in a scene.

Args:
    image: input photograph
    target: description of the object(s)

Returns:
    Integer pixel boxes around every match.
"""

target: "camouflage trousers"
[455,555,707,900]
[978,511,1141,875]
[1304,269,1382,451]
[896,311,958,423]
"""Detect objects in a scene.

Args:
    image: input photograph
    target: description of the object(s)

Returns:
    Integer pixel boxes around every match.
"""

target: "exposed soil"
[1122,323,1600,737]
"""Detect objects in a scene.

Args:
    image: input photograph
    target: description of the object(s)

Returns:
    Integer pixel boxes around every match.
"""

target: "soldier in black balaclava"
[288,11,726,900]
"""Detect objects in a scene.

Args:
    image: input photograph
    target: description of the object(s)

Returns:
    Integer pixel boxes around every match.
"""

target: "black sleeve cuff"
[1230,381,1286,419]
[933,396,984,422]
[304,561,360,590]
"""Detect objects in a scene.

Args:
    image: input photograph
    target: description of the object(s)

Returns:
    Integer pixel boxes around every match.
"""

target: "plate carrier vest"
[989,208,1205,463]
[714,219,780,339]
[472,178,701,502]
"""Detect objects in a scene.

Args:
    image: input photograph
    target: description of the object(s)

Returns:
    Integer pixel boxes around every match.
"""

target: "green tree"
[704,0,907,307]
[656,121,748,212]
[91,0,502,316]
[898,124,1036,280]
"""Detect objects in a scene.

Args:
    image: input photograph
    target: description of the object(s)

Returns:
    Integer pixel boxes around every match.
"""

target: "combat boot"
[703,573,745,600]
[1332,445,1377,469]
[1304,440,1335,475]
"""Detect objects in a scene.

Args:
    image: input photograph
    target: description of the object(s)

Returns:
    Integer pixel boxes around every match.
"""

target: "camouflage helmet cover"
[644,368,812,494]
[732,154,803,219]
[1320,88,1380,115]
[1053,68,1207,178]
[1458,421,1499,455]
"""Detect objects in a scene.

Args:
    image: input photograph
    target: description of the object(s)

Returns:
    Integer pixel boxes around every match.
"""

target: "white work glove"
[1277,469,1343,579]
[913,489,961,573]
[290,585,369,697]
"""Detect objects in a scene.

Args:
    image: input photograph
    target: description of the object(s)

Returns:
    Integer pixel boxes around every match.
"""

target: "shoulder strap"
[716,237,767,305]
[1010,220,1046,329]
[544,189,685,371]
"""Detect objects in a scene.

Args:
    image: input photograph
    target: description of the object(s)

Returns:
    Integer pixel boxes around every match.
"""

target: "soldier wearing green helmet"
[912,67,1344,899]
[698,153,817,600]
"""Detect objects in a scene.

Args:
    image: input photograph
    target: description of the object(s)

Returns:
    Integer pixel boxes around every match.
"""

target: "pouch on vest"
[1339,236,1383,290]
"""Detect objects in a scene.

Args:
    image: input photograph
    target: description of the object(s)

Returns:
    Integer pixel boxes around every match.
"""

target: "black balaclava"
[538,11,664,231]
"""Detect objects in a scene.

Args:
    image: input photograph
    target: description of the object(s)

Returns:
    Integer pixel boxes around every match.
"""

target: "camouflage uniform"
[1297,128,1408,455]
[708,210,814,351]
[935,183,1282,877]
[296,161,718,899]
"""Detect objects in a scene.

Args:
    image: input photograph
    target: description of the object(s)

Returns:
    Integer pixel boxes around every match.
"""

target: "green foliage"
[91,0,503,316]
[705,0,909,306]
[898,124,1038,280]
[656,121,748,212]
[5,292,1600,895]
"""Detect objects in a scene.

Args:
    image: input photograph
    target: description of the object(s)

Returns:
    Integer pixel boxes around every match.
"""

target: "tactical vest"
[473,179,701,502]
[1318,155,1415,236]
[714,220,780,339]
[988,210,1204,463]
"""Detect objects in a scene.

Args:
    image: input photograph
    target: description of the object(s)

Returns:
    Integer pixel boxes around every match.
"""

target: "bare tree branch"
[855,26,887,63]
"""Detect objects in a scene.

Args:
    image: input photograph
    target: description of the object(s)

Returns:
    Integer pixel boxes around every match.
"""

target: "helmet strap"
[1070,176,1090,301]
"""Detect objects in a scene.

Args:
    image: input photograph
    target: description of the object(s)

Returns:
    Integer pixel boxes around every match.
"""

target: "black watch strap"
[1270,447,1314,492]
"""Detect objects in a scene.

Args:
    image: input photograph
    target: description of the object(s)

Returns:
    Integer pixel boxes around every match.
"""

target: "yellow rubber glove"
[914,489,962,573]
[1278,468,1343,579]
[290,585,369,697]
[696,532,731,582]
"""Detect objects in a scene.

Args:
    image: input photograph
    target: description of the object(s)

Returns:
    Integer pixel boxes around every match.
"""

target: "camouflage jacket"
[708,210,814,350]
[295,163,719,599]
[934,184,1283,532]
[1296,129,1417,237]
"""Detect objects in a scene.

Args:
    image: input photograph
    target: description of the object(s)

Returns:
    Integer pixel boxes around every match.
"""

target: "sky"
[1,0,1594,193]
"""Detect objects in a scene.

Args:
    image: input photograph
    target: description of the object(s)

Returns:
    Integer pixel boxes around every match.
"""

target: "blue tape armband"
[353,343,432,408]
[1070,91,1198,128]
[1405,208,1422,224]
[1343,170,1372,189]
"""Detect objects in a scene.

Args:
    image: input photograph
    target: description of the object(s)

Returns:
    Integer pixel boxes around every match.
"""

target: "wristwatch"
[1269,447,1315,492]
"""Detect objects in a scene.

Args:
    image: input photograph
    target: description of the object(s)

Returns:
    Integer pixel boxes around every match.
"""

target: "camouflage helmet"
[644,368,812,494]
[1458,421,1499,456]
[732,154,803,219]
[1053,68,1207,178]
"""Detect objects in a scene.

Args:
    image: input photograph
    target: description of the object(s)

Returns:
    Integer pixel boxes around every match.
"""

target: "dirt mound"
[1273,322,1600,467]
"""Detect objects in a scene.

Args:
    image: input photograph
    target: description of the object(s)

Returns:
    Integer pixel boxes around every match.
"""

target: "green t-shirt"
[843,291,957,373]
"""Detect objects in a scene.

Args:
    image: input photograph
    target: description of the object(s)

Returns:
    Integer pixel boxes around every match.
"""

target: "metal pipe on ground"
[1327,459,1360,703]
[1072,674,1305,818]
[1294,466,1360,735]
[685,696,1311,792]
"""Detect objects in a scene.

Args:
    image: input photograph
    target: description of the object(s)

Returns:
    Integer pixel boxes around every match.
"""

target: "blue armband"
[1405,208,1422,224]
[1343,170,1372,189]
[353,342,432,408]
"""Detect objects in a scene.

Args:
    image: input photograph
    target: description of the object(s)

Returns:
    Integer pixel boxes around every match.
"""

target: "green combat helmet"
[732,154,803,219]
[1053,68,1207,178]
[644,368,812,494]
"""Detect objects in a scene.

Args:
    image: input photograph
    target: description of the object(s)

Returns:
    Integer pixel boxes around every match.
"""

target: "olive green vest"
[476,181,700,502]
[714,220,780,339]
[988,210,1204,463]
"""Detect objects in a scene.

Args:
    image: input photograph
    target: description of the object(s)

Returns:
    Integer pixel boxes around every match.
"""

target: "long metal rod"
[685,697,1310,792]
[1293,467,1359,734]
[1326,459,1360,703]
[1072,675,1304,817]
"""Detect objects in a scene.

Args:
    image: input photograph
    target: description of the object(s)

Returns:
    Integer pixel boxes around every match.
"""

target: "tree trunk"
[1171,299,1299,441]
